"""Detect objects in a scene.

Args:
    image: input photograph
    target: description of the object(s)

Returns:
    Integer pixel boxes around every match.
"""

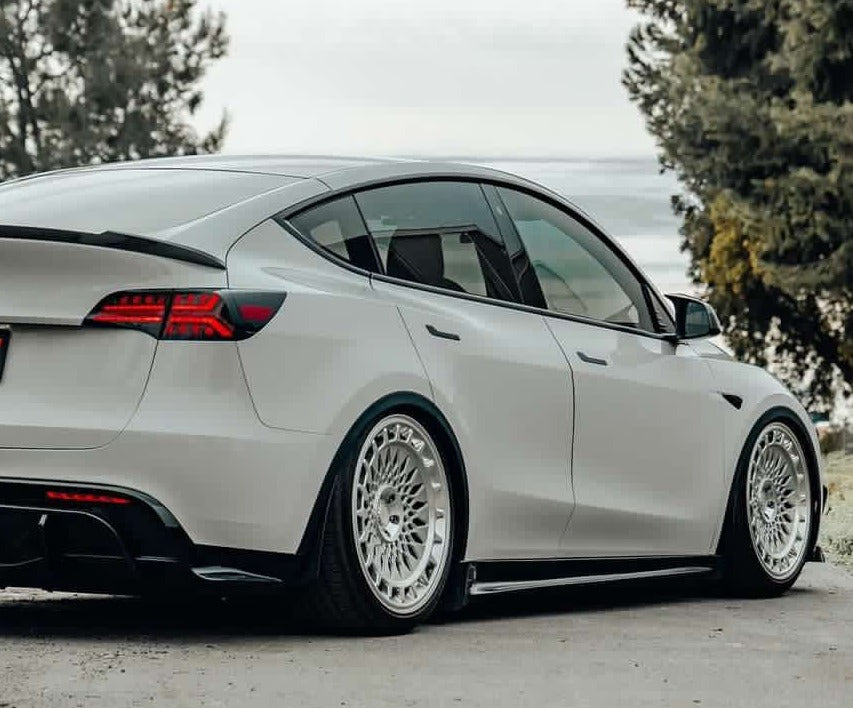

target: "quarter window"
[288,196,381,272]
[355,181,518,301]
[497,187,652,331]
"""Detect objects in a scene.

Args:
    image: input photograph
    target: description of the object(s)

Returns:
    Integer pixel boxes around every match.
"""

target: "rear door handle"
[577,351,608,366]
[426,324,461,341]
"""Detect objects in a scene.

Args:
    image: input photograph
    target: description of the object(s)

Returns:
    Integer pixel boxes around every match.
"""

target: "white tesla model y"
[0,156,825,631]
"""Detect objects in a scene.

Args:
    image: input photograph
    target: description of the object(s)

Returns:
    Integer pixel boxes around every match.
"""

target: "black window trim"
[276,175,677,344]
[643,282,677,334]
[350,194,385,273]
[481,183,548,310]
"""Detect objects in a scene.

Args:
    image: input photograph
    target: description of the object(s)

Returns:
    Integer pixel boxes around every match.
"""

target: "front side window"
[497,187,652,331]
[354,181,518,301]
[288,196,380,272]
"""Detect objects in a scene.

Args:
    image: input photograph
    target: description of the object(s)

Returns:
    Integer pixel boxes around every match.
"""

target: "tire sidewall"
[332,409,456,628]
[724,407,821,593]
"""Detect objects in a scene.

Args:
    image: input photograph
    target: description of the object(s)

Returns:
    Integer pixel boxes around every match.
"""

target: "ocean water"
[477,158,692,294]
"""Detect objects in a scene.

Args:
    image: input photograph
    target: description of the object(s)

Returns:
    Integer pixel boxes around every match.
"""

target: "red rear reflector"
[46,490,131,505]
[238,304,275,322]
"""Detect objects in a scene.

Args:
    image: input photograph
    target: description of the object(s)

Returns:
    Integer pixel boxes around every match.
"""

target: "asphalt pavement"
[0,563,850,707]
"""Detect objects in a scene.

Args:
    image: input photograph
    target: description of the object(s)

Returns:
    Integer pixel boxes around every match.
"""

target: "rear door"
[352,181,575,560]
[494,186,727,557]
[0,234,224,449]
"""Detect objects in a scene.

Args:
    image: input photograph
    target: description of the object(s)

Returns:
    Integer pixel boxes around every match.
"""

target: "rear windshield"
[0,168,292,236]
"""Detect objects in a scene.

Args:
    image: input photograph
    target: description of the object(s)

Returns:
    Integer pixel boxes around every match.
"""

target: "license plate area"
[0,329,10,382]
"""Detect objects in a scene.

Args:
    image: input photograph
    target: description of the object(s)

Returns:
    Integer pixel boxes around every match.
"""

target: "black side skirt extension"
[467,555,722,596]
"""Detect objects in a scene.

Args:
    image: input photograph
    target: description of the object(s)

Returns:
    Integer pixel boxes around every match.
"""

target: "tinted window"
[498,187,652,330]
[288,196,380,272]
[482,184,548,309]
[355,182,517,301]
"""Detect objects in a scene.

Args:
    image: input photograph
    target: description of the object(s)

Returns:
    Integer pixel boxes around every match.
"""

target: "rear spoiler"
[0,225,226,270]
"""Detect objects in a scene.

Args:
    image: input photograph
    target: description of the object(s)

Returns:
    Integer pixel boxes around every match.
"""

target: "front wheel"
[296,412,454,633]
[719,414,818,597]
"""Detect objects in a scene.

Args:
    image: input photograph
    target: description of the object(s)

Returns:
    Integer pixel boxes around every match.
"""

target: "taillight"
[85,290,285,341]
[164,292,234,340]
[88,292,169,337]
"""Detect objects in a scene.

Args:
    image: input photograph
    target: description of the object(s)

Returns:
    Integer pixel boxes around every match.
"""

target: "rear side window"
[288,196,381,272]
[354,181,518,301]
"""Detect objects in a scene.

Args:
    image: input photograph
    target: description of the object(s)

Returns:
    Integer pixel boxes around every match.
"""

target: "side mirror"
[665,294,722,340]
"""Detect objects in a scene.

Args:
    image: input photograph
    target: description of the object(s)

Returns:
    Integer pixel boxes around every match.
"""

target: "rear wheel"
[719,414,817,597]
[297,413,454,633]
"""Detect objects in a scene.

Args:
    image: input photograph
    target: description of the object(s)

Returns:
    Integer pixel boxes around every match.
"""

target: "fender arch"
[295,392,470,585]
[715,405,823,559]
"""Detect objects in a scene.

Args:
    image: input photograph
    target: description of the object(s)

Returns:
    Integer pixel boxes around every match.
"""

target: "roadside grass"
[821,452,853,571]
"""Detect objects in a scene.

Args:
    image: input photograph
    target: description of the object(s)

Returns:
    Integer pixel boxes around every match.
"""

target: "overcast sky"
[197,0,656,158]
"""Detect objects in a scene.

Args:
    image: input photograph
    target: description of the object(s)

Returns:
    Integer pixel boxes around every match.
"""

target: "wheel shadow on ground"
[0,578,820,640]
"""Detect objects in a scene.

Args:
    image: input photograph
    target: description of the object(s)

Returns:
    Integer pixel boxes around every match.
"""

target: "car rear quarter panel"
[226,219,433,438]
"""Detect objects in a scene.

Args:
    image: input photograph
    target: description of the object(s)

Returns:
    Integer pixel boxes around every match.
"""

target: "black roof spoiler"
[0,225,226,270]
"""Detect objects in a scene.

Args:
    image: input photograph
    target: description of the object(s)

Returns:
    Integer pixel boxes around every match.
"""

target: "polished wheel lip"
[351,414,451,617]
[746,421,812,581]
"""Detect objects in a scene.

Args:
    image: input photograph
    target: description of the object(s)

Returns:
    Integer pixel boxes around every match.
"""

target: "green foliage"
[625,0,853,411]
[0,0,228,179]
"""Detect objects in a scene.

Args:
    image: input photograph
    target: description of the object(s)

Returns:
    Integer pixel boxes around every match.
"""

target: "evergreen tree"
[0,0,228,179]
[624,0,852,411]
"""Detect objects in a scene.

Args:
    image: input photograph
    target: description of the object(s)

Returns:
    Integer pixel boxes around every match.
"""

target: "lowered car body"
[0,156,824,630]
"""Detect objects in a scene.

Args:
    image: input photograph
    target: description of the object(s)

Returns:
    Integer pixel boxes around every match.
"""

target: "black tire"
[717,408,821,598]
[293,410,456,634]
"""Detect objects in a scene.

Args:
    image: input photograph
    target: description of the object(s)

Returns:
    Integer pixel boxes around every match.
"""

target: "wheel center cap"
[374,485,404,542]
[759,479,778,523]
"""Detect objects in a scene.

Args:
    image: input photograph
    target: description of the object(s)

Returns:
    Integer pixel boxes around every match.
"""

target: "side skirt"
[467,555,721,597]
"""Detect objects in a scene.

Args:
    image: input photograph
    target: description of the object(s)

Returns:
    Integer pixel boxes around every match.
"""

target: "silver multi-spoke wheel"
[746,422,812,581]
[351,415,451,616]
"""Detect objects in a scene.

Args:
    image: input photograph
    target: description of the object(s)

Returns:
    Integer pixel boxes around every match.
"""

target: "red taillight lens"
[164,292,234,340]
[47,490,131,505]
[88,292,169,336]
[85,290,285,341]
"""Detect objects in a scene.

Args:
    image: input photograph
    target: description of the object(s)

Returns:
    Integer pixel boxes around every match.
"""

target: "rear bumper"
[0,479,305,594]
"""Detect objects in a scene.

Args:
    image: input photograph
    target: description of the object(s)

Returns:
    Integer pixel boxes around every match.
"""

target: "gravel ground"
[821,453,853,570]
[0,563,851,708]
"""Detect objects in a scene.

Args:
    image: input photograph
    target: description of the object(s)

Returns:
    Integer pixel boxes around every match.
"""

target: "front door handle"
[577,351,608,366]
[426,324,461,341]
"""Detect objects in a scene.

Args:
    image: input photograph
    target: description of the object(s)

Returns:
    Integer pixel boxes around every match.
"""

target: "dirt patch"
[821,453,853,570]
